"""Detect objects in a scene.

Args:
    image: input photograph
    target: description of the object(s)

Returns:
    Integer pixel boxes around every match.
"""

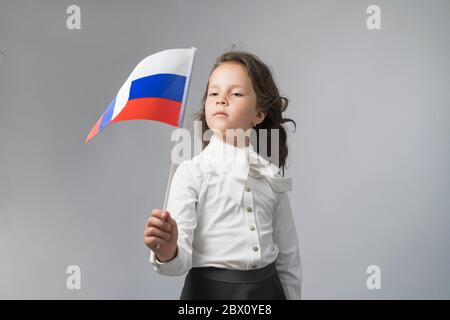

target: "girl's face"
[205,62,265,141]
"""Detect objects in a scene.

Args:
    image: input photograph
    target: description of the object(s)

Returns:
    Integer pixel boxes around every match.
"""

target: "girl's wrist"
[156,246,178,263]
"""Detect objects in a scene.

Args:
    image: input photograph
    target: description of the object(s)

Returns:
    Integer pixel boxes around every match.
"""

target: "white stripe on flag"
[112,48,196,120]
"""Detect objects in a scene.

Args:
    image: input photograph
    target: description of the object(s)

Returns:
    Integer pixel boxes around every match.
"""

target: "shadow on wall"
[0,144,11,232]
[0,49,12,232]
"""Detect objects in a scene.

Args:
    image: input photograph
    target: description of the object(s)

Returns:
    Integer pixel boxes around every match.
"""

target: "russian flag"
[85,47,197,143]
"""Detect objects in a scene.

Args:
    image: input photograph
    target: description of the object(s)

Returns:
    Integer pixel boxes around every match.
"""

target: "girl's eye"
[208,92,243,97]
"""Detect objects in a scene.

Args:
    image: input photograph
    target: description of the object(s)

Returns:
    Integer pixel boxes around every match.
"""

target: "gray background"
[0,0,449,299]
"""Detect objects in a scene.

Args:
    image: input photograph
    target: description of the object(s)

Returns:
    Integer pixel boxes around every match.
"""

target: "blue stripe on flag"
[100,96,116,129]
[129,73,186,102]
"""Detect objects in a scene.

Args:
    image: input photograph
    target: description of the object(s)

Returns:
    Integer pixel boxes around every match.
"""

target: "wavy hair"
[194,50,296,176]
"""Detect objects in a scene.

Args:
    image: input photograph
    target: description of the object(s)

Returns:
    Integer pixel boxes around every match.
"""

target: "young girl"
[144,50,302,300]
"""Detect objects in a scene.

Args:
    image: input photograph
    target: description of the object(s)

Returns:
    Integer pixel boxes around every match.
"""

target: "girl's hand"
[144,209,178,262]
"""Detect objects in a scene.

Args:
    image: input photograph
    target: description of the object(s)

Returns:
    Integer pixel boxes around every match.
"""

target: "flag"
[85,47,197,143]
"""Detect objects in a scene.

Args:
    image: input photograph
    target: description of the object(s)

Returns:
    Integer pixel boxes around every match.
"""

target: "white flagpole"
[162,47,197,213]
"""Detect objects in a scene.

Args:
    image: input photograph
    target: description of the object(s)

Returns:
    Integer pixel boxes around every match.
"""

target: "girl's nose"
[216,97,228,105]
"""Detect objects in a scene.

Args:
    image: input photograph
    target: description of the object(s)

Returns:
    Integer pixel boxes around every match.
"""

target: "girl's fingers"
[147,210,163,226]
[152,210,172,223]
[163,214,177,229]
[160,211,177,228]
[145,226,171,241]
[151,209,164,220]
[152,209,162,216]
[144,235,168,248]
[147,216,172,232]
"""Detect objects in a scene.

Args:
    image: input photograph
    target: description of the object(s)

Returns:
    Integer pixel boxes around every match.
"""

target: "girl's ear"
[253,111,266,126]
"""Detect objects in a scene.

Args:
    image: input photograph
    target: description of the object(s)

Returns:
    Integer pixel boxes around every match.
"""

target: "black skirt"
[180,262,287,300]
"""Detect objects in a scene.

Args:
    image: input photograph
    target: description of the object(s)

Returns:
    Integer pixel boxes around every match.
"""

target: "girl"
[144,50,302,300]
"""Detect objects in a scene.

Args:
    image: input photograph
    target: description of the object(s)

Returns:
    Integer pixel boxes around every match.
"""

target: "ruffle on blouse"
[190,134,292,205]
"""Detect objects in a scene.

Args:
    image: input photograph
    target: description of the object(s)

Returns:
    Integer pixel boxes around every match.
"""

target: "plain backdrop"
[0,0,449,299]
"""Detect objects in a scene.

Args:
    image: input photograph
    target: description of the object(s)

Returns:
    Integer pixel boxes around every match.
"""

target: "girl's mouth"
[213,112,229,117]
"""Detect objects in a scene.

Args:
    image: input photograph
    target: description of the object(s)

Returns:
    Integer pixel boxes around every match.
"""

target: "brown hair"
[194,50,296,176]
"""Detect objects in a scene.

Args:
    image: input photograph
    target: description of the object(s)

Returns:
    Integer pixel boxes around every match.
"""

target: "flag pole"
[162,47,197,213]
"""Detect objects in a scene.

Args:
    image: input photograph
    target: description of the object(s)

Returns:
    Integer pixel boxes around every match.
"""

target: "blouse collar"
[204,133,254,167]
[201,133,292,205]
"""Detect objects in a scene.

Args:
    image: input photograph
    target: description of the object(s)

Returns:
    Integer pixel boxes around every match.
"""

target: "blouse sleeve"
[149,161,198,276]
[272,191,303,299]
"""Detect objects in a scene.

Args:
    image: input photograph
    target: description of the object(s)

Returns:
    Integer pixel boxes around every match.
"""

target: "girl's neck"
[216,132,250,148]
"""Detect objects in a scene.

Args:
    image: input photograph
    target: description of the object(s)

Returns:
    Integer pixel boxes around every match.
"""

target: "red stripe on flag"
[85,114,103,143]
[111,97,181,127]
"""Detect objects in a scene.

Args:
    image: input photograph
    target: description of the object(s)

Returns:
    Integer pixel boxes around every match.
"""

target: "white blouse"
[149,133,302,299]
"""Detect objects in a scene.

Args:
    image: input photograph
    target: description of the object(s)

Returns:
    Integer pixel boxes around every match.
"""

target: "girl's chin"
[208,124,231,132]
